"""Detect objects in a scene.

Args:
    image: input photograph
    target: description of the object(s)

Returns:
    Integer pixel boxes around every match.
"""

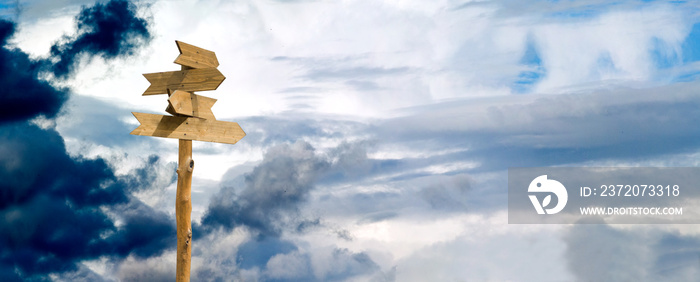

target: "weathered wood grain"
[174,40,219,69]
[130,112,245,145]
[142,68,225,95]
[176,139,193,282]
[168,90,217,120]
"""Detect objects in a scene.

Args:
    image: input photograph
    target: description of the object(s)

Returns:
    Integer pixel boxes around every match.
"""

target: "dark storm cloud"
[0,20,68,122]
[49,0,150,77]
[0,0,150,121]
[0,122,175,280]
[201,141,330,237]
[0,1,167,280]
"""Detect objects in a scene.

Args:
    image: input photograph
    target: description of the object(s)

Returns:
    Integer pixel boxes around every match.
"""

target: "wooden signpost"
[130,41,245,282]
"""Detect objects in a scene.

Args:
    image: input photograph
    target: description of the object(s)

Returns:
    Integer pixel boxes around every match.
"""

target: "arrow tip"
[175,40,184,53]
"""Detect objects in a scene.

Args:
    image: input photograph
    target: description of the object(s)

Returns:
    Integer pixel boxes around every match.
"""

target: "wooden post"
[176,139,193,282]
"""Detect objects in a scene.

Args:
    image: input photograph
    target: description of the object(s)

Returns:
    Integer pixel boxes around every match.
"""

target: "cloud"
[565,224,649,281]
[264,248,380,281]
[192,233,383,281]
[202,139,379,238]
[419,174,471,211]
[116,251,176,282]
[0,1,175,279]
[393,228,574,281]
[0,0,151,122]
[264,250,312,280]
[200,141,331,237]
[237,115,368,146]
[377,81,700,171]
[57,94,155,148]
[0,20,68,122]
[53,264,107,282]
[0,121,175,279]
[565,225,700,281]
[48,0,151,77]
[193,140,391,280]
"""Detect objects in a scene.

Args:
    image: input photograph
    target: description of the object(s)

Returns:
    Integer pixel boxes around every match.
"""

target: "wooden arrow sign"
[174,40,219,69]
[166,90,217,120]
[142,68,225,95]
[130,112,245,145]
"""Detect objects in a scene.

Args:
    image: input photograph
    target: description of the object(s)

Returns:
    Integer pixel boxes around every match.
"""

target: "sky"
[1,0,700,281]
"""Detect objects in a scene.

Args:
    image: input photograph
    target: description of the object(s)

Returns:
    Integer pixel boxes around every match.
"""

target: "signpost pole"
[176,139,193,282]
[176,63,194,282]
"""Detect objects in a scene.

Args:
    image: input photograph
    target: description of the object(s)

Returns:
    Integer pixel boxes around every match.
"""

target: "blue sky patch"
[649,37,680,69]
[513,37,546,93]
[681,22,700,63]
